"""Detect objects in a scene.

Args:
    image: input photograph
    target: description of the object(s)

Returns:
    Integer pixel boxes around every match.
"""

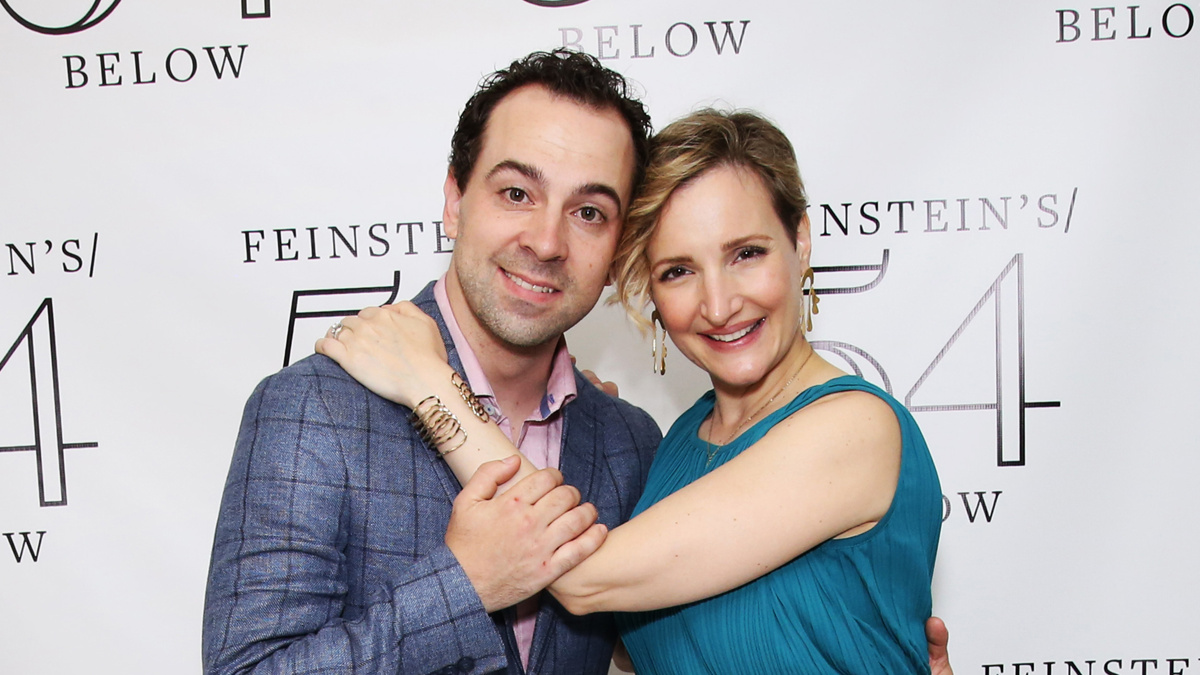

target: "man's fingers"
[925,616,952,675]
[459,456,522,503]
[530,483,583,525]
[612,640,635,673]
[504,467,565,505]
[925,615,948,648]
[542,501,598,548]
[547,522,607,579]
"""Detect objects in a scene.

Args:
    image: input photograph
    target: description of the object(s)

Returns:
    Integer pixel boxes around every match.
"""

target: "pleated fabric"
[616,376,942,674]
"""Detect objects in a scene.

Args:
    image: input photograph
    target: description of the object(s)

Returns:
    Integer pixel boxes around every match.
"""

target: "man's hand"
[611,640,635,673]
[926,616,953,675]
[446,457,607,613]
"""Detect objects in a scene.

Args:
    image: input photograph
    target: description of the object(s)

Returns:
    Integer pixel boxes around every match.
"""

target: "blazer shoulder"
[245,353,377,421]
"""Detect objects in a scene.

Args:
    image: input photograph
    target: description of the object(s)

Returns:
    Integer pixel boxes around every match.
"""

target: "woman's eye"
[736,246,766,261]
[505,187,528,203]
[659,266,688,281]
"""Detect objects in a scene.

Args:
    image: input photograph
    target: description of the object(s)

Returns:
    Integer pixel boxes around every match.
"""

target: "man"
[204,50,955,675]
[204,49,659,675]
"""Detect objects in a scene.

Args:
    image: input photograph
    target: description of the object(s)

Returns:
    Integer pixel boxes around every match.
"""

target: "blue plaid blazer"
[203,282,660,674]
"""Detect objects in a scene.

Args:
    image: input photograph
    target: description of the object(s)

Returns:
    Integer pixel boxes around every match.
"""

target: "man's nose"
[520,209,567,261]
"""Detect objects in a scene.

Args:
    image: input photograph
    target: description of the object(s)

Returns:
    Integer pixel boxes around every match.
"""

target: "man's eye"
[579,206,603,222]
[505,188,528,202]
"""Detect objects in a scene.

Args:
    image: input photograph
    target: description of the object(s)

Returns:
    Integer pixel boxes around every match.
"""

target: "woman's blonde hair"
[611,109,809,332]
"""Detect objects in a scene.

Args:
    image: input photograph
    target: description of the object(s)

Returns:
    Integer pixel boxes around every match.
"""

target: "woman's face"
[647,165,811,390]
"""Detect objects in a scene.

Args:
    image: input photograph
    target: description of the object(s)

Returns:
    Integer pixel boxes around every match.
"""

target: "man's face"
[443,84,637,350]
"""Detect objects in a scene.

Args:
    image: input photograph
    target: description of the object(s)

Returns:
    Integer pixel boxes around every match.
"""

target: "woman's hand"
[315,302,451,409]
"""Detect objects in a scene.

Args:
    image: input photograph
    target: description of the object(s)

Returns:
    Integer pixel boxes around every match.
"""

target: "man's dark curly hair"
[449,49,652,200]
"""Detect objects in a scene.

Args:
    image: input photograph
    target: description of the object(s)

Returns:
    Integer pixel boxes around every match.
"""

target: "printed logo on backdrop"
[1,0,272,89]
[282,271,403,367]
[0,298,97,507]
[241,221,456,266]
[524,0,591,6]
[520,0,751,59]
[5,234,100,278]
[982,656,1194,674]
[3,238,100,564]
[1,299,98,564]
[240,219,456,365]
[558,20,751,60]
[1,0,270,34]
[814,189,1079,237]
[0,0,122,35]
[1055,3,1195,42]
[809,247,1060,526]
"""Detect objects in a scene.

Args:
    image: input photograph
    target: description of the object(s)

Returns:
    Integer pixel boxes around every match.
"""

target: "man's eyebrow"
[575,182,624,215]
[485,160,624,215]
[485,159,546,186]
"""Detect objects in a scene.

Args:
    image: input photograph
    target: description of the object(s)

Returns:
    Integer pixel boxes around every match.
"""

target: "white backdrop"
[2,1,1198,673]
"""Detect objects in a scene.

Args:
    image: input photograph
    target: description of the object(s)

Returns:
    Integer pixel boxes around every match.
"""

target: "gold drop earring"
[651,309,667,375]
[800,267,820,334]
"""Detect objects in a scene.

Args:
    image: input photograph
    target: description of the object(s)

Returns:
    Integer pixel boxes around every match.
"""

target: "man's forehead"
[477,85,637,190]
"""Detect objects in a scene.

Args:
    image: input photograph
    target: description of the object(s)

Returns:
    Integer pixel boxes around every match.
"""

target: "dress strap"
[736,376,890,450]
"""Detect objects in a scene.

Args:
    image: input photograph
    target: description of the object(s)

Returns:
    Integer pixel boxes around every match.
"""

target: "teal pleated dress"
[616,376,941,674]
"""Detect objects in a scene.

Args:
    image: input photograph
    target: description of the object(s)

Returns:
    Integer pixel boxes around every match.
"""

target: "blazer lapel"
[557,383,605,515]
[528,380,609,672]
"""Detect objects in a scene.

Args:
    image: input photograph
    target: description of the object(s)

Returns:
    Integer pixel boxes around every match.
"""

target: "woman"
[320,110,942,673]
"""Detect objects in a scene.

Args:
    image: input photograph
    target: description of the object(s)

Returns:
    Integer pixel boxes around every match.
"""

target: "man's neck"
[443,273,559,431]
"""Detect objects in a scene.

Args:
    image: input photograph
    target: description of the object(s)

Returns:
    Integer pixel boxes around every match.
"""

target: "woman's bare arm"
[548,389,901,613]
[315,303,538,486]
[318,303,901,614]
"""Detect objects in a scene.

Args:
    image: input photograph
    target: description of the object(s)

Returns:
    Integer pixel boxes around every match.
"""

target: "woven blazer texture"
[203,282,661,675]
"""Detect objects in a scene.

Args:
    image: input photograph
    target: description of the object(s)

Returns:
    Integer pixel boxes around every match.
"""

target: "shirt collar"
[433,275,577,423]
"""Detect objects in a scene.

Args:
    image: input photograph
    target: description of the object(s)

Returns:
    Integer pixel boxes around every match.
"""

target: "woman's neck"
[706,338,820,444]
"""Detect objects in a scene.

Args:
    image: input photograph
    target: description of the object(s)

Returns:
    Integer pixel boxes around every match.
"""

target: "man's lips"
[503,269,558,294]
[704,318,764,343]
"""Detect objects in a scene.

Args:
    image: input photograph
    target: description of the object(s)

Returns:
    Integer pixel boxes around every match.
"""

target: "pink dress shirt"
[434,276,577,671]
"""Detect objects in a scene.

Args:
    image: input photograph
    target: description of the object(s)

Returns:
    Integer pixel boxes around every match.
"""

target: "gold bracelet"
[411,395,467,455]
[451,372,489,422]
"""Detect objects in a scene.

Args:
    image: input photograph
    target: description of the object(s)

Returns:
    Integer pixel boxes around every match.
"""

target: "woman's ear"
[796,212,813,269]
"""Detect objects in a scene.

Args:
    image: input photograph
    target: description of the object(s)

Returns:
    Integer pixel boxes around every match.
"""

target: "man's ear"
[442,170,463,239]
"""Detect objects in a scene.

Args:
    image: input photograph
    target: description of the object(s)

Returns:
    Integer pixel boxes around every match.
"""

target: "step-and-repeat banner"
[3,1,1197,672]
